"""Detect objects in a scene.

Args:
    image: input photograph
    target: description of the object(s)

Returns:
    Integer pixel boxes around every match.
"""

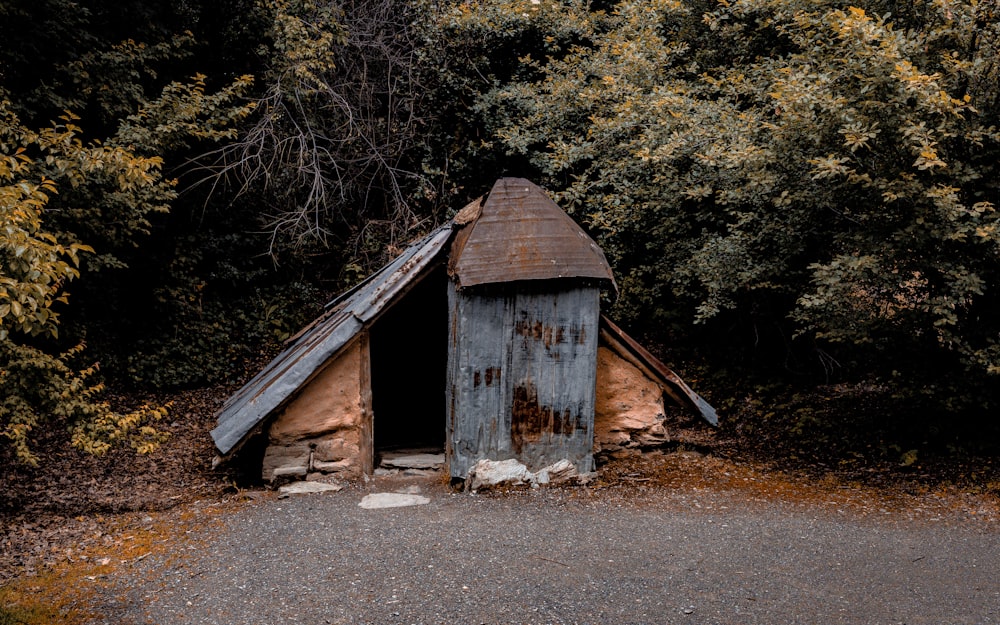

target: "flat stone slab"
[358,493,431,509]
[379,453,445,470]
[278,481,344,497]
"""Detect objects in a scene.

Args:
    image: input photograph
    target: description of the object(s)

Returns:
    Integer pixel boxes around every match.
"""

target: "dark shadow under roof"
[599,316,718,427]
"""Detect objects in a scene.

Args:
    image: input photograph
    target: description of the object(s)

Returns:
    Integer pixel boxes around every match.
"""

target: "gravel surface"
[89,474,998,625]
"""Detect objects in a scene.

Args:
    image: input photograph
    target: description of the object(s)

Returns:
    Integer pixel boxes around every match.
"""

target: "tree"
[0,0,256,462]
[420,0,1000,413]
[206,0,436,264]
[0,100,166,464]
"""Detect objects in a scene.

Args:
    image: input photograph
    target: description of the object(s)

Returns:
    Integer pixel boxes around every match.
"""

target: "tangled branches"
[202,0,430,260]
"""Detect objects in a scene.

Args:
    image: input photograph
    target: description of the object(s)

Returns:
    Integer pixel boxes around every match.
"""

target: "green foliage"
[124,276,323,389]
[0,341,168,466]
[1,101,94,340]
[57,32,200,128]
[270,0,347,90]
[0,100,168,463]
[116,73,256,155]
[0,3,256,463]
[425,0,1000,413]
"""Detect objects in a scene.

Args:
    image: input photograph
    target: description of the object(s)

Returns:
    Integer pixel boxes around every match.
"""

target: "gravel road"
[90,475,999,625]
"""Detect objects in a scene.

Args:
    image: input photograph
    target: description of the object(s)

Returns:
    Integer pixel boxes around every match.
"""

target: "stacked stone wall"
[262,338,369,481]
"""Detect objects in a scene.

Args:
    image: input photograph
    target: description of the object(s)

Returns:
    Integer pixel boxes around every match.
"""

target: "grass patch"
[0,604,33,625]
[0,563,103,625]
[1,497,250,625]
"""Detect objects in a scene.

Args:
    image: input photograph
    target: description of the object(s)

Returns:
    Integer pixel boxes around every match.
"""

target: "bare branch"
[190,0,430,263]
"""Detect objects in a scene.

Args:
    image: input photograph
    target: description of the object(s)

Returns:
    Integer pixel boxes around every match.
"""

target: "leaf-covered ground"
[0,386,242,582]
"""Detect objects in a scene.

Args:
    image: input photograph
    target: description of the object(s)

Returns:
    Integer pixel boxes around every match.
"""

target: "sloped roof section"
[210,224,454,456]
[449,178,615,288]
[599,316,719,427]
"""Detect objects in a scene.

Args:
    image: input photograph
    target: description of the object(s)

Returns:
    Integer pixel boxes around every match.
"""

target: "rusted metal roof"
[598,316,719,426]
[210,224,454,456]
[449,178,615,288]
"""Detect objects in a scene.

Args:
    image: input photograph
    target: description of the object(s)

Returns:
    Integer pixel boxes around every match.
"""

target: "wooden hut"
[210,178,716,482]
[445,178,615,476]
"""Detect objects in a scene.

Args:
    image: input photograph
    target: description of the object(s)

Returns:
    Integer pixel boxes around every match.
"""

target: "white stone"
[278,481,343,496]
[312,458,354,473]
[380,453,445,470]
[358,493,431,509]
[403,468,438,477]
[271,465,309,478]
[535,459,579,485]
[467,458,533,490]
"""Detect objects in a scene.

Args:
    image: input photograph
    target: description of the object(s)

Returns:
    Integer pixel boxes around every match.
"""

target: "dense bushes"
[2,0,999,463]
[0,0,254,460]
[419,0,1000,417]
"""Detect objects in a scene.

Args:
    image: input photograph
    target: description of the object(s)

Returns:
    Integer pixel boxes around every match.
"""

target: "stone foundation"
[594,346,669,453]
[262,337,370,482]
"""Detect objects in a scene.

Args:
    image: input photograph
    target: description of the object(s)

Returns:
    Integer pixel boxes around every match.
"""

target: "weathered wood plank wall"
[447,281,599,477]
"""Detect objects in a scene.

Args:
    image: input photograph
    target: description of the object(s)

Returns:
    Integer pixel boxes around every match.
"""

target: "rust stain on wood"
[514,320,586,351]
[511,382,581,454]
[473,367,501,388]
[484,366,500,386]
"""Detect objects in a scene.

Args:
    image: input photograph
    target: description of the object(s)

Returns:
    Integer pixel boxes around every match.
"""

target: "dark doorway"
[369,264,448,454]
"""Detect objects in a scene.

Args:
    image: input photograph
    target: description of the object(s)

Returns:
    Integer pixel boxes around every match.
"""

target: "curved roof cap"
[448,178,615,288]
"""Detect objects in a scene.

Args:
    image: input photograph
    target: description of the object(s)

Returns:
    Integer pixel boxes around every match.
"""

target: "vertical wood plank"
[447,281,514,477]
[447,280,598,477]
[358,330,374,476]
[509,286,598,473]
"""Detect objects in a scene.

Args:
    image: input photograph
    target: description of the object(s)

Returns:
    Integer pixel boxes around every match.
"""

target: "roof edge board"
[599,315,718,427]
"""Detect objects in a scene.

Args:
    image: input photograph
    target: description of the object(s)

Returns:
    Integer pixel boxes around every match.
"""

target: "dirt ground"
[1,383,999,623]
[0,386,237,582]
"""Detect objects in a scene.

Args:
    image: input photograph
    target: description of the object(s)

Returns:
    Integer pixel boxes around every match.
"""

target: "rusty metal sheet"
[598,316,719,427]
[508,286,599,472]
[211,224,454,456]
[447,282,599,478]
[449,178,615,288]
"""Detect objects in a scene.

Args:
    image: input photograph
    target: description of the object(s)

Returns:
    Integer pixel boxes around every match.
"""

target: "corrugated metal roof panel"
[449,178,615,288]
[211,224,454,456]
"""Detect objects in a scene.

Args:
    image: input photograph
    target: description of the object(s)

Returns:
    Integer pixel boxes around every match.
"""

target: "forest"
[2,0,999,473]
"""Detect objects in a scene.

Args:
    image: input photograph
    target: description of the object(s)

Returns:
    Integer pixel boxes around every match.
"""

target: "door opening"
[368,265,448,462]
